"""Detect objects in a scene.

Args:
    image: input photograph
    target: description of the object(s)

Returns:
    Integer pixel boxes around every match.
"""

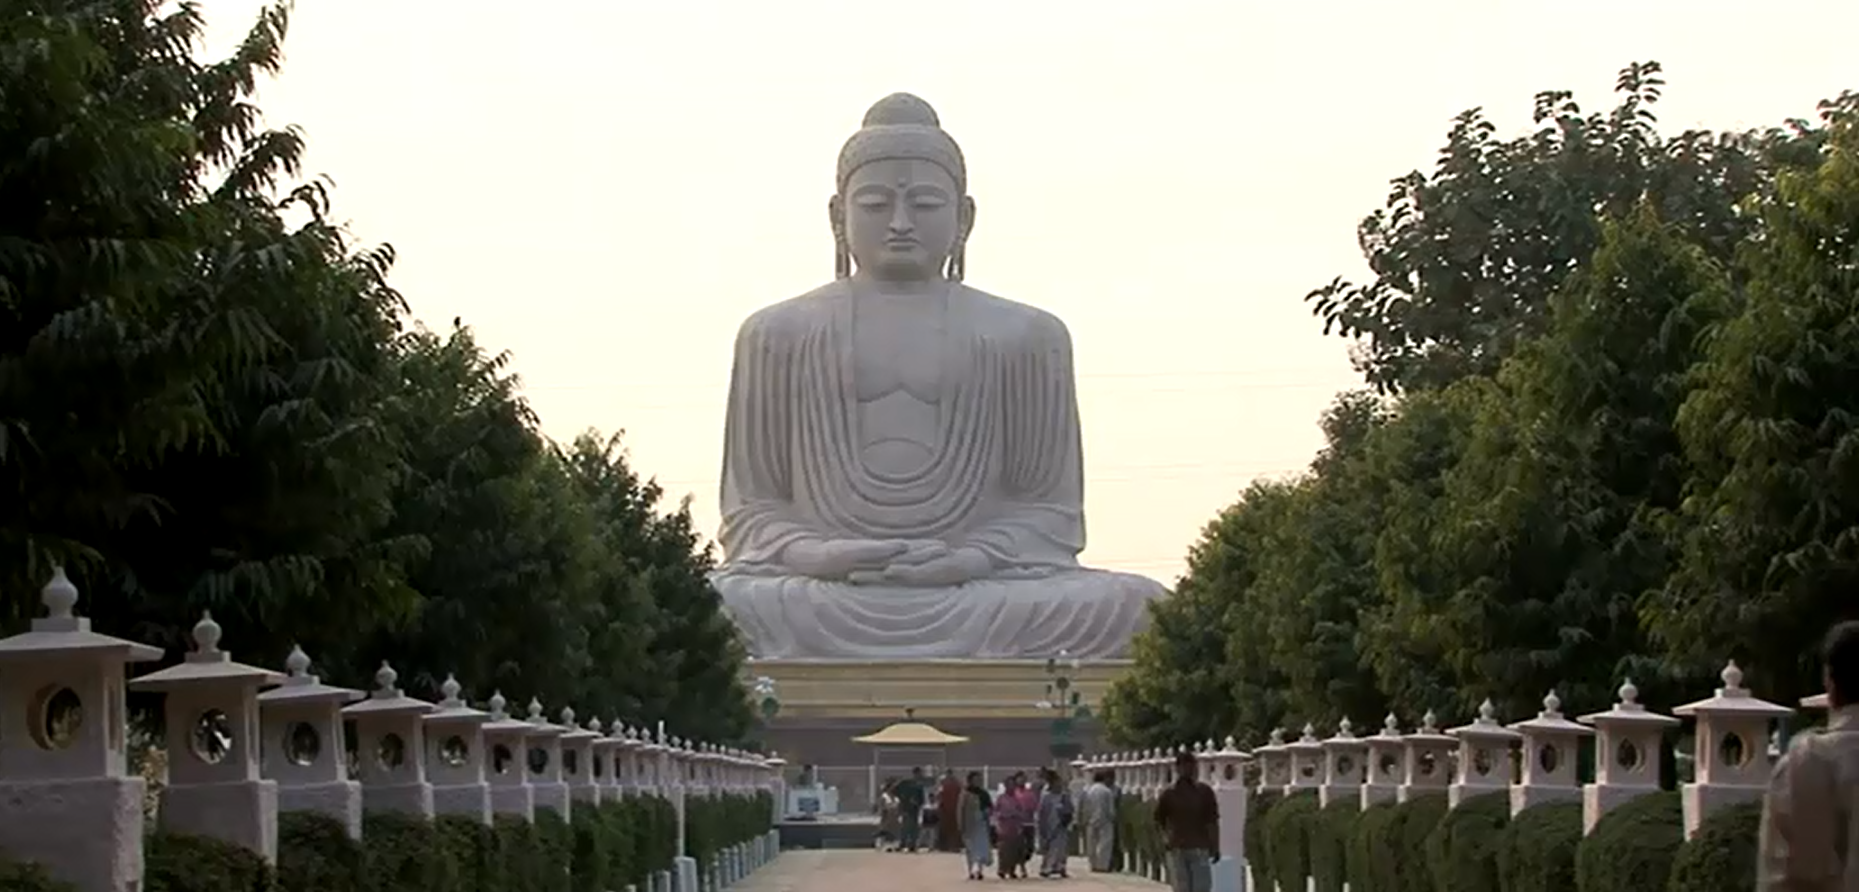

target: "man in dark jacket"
[1153,751,1218,892]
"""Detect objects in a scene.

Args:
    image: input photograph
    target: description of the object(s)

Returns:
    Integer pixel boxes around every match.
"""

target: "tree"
[1650,93,1859,701]
[1308,61,1809,394]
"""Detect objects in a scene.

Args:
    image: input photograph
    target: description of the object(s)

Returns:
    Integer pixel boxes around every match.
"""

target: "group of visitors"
[864,752,1221,889]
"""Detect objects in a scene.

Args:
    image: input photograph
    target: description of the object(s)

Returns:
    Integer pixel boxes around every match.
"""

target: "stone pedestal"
[1362,715,1405,808]
[1578,679,1677,834]
[259,646,364,838]
[1508,691,1591,817]
[1446,699,1519,808]
[1673,661,1793,839]
[1319,719,1367,808]
[482,693,535,820]
[559,708,603,806]
[1399,711,1455,803]
[522,698,571,818]
[425,675,491,824]
[342,664,436,819]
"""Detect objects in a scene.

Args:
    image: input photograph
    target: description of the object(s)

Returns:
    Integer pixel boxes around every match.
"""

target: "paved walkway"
[731,851,1165,892]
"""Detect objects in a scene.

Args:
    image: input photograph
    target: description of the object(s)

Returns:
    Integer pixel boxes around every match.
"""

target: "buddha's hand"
[874,546,993,588]
[782,538,909,579]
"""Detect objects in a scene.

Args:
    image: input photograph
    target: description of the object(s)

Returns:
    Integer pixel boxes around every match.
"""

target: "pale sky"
[199,1,1856,583]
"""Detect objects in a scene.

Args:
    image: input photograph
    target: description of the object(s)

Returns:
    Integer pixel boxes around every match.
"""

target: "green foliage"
[434,816,500,892]
[1348,800,1401,892]
[360,812,456,892]
[1261,790,1321,892]
[0,0,751,739]
[1110,62,1859,747]
[0,857,77,892]
[1246,790,1283,892]
[1115,792,1162,877]
[1310,797,1360,892]
[1574,791,1684,892]
[276,811,365,892]
[531,809,571,892]
[1666,800,1762,892]
[1424,792,1510,892]
[1386,794,1448,892]
[1495,800,1582,892]
[492,815,546,892]
[144,831,277,892]
[682,792,772,872]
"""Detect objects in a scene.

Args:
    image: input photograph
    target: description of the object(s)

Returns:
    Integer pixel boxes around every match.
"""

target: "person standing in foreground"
[1037,768,1076,878]
[1081,769,1119,872]
[1154,751,1219,892]
[1760,620,1859,892]
[895,766,928,853]
[937,768,965,852]
[957,771,995,880]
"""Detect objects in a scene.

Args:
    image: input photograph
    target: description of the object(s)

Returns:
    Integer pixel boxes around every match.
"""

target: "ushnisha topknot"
[836,92,967,194]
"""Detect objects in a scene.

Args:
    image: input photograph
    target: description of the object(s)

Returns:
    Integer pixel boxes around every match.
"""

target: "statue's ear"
[828,194,846,230]
[959,195,977,242]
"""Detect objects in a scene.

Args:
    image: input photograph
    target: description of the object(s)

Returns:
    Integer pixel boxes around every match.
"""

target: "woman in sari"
[936,769,964,851]
[956,771,994,880]
[992,772,1033,878]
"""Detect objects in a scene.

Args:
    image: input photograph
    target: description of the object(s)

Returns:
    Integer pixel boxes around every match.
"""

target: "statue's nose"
[889,202,914,235]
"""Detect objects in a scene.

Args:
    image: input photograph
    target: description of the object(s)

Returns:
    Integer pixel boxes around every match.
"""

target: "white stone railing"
[1077,663,1828,892]
[0,568,786,892]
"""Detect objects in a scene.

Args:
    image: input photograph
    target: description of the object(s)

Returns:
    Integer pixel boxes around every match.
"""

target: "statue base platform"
[749,658,1133,776]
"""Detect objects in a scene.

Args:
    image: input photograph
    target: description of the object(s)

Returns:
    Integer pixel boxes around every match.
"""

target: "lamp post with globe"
[752,674,780,746]
[1039,650,1090,762]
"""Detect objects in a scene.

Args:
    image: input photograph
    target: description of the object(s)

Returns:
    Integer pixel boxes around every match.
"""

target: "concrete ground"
[730,851,1165,891]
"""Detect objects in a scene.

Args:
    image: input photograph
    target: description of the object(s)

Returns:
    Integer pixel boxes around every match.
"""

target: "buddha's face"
[836,157,966,282]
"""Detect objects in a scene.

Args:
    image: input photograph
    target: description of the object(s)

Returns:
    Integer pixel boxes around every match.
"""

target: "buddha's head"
[830,92,976,283]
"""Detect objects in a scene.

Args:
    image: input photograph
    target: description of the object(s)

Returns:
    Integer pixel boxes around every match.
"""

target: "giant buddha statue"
[713,93,1165,660]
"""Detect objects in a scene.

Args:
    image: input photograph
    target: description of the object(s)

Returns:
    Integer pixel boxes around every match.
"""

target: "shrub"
[434,815,501,892]
[1574,792,1683,892]
[569,811,609,892]
[1262,790,1321,892]
[1386,794,1449,892]
[0,856,78,892]
[1496,800,1581,892]
[361,812,455,892]
[1349,800,1401,892]
[276,811,364,892]
[493,814,546,892]
[1247,790,1283,892]
[1424,792,1510,892]
[1311,797,1360,892]
[145,830,277,892]
[1666,800,1761,892]
[532,808,572,892]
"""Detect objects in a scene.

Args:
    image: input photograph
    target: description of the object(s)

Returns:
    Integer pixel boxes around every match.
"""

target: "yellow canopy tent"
[851,721,970,746]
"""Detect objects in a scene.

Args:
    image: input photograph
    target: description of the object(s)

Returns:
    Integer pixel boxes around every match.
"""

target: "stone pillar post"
[589,720,620,798]
[423,675,490,824]
[131,612,284,860]
[1204,738,1250,892]
[481,693,535,820]
[1318,718,1367,808]
[523,699,570,818]
[259,646,364,837]
[1508,690,1590,817]
[1673,661,1793,839]
[341,663,436,817]
[1576,679,1676,834]
[670,737,698,892]
[0,569,164,892]
[1283,724,1324,795]
[1397,711,1454,803]
[1361,715,1404,808]
[559,707,602,808]
[1445,700,1519,808]
[1252,730,1290,794]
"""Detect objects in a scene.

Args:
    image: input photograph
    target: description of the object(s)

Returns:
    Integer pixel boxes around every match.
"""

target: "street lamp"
[1040,650,1090,761]
[753,675,780,721]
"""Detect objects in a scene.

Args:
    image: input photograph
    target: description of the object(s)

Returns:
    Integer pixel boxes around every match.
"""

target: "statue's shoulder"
[737,282,850,343]
[956,284,1073,347]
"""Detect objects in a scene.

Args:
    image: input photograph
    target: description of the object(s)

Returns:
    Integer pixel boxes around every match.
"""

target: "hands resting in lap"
[781,538,1051,587]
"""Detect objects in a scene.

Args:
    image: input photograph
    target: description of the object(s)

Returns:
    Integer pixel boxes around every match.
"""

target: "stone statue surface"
[713,92,1165,660]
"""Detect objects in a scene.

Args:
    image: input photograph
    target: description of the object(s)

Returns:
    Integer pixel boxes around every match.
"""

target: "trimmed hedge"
[1495,800,1581,892]
[1247,789,1284,892]
[1424,792,1509,892]
[276,812,364,892]
[0,857,77,892]
[1262,790,1321,892]
[145,830,277,892]
[683,791,775,869]
[1386,794,1449,892]
[1310,797,1360,892]
[1666,800,1761,892]
[1574,791,1683,892]
[1348,800,1401,892]
[361,812,457,892]
[1115,792,1163,878]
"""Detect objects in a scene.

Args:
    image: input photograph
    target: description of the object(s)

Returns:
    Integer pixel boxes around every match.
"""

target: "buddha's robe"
[713,282,1163,660]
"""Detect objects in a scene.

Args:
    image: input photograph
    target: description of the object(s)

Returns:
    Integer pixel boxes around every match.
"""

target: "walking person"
[957,771,995,880]
[992,772,1033,879]
[937,768,965,852]
[1760,620,1859,892]
[1154,751,1219,892]
[875,779,901,851]
[895,766,928,853]
[1037,768,1077,878]
[1081,769,1118,872]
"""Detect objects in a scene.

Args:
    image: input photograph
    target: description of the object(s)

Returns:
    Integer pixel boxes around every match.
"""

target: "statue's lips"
[884,239,919,249]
